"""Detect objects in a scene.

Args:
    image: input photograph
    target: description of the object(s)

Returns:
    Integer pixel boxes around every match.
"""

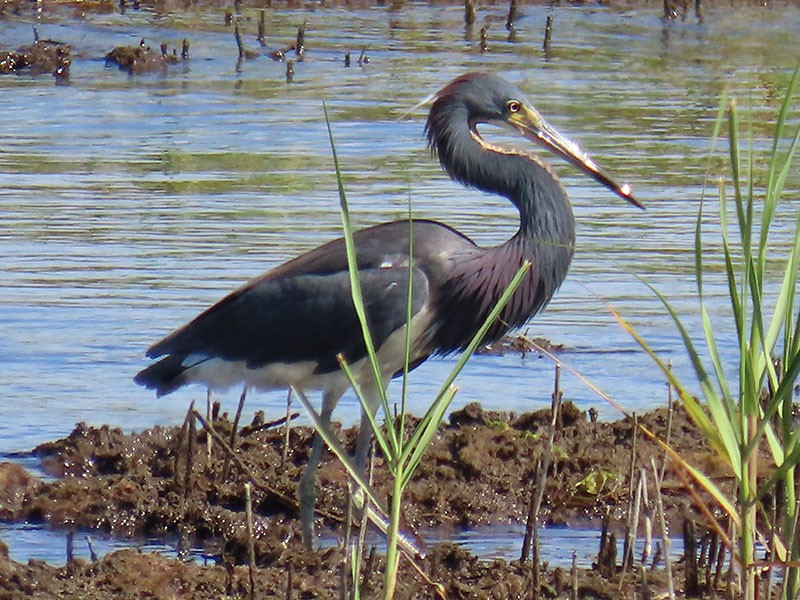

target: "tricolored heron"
[135,72,640,547]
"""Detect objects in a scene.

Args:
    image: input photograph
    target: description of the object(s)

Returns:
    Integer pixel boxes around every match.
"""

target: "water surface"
[1,0,799,562]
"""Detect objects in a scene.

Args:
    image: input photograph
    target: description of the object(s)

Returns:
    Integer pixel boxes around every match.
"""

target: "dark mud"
[0,36,70,80]
[0,400,733,597]
[105,39,189,74]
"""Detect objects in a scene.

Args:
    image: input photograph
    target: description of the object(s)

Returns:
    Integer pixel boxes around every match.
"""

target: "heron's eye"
[507,100,522,114]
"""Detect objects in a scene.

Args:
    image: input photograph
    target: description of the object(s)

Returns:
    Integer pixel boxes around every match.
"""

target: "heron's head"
[426,72,642,208]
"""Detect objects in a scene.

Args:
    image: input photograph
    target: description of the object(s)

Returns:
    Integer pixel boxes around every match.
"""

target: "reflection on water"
[0,0,798,561]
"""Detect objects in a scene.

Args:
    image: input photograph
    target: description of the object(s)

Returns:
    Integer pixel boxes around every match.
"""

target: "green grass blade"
[695,192,705,297]
[400,207,414,439]
[769,350,800,449]
[729,100,747,252]
[611,303,730,462]
[683,459,740,525]
[337,354,395,465]
[638,421,740,530]
[791,304,800,373]
[756,441,800,506]
[780,214,800,369]
[699,304,735,418]
[323,103,397,451]
[765,59,800,204]
[766,215,800,368]
[695,86,727,299]
[745,259,769,397]
[767,122,800,232]
[436,262,531,395]
[747,346,800,461]
[719,184,744,340]
[650,282,742,456]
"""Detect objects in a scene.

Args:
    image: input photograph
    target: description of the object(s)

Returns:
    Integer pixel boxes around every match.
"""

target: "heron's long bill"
[511,107,643,209]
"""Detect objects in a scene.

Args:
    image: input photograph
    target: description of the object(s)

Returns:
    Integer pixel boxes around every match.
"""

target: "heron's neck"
[439,124,576,248]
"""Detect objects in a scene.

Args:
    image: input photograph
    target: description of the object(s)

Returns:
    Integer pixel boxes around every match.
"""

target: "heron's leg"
[353,410,375,473]
[299,388,340,549]
[353,381,386,472]
[281,387,292,466]
[345,378,388,558]
[230,385,248,448]
[205,388,214,463]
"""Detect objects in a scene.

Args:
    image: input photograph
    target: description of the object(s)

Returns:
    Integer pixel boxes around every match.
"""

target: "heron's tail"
[134,355,189,398]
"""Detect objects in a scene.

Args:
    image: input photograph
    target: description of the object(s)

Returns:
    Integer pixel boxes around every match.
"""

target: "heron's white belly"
[179,304,434,398]
[180,355,351,394]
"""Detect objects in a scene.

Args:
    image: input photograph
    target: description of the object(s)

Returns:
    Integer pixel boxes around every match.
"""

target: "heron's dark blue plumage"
[424,73,575,351]
[136,71,585,394]
[135,71,635,547]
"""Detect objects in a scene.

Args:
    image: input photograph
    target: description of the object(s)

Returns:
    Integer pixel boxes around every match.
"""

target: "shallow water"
[1,0,799,562]
[4,521,685,568]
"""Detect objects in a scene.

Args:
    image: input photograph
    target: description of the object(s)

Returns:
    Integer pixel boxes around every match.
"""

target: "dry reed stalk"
[245,482,256,600]
[651,457,675,600]
[659,363,674,483]
[505,0,516,30]
[282,388,293,466]
[192,410,299,513]
[521,362,562,593]
[542,15,553,53]
[725,518,736,599]
[173,403,191,489]
[570,549,578,600]
[479,26,488,53]
[223,385,249,479]
[66,530,74,568]
[257,10,266,46]
[185,401,196,498]
[651,541,662,571]
[351,443,374,598]
[684,519,699,596]
[620,469,645,596]
[206,389,213,464]
[464,0,476,25]
[641,468,653,565]
[230,385,248,450]
[622,413,639,571]
[780,500,800,599]
[596,511,617,579]
[639,564,651,600]
[295,22,305,58]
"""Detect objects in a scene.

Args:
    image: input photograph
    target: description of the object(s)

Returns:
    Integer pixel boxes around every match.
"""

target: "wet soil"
[0,37,70,80]
[105,39,189,74]
[0,399,734,598]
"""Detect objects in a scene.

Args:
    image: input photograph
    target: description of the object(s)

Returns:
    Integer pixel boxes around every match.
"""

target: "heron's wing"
[146,265,430,374]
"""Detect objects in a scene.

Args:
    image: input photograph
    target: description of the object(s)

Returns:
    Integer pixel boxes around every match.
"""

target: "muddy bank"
[0,536,692,599]
[1,402,720,540]
[0,400,732,597]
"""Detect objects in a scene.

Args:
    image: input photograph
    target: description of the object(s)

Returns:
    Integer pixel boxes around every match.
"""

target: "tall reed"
[619,61,800,599]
